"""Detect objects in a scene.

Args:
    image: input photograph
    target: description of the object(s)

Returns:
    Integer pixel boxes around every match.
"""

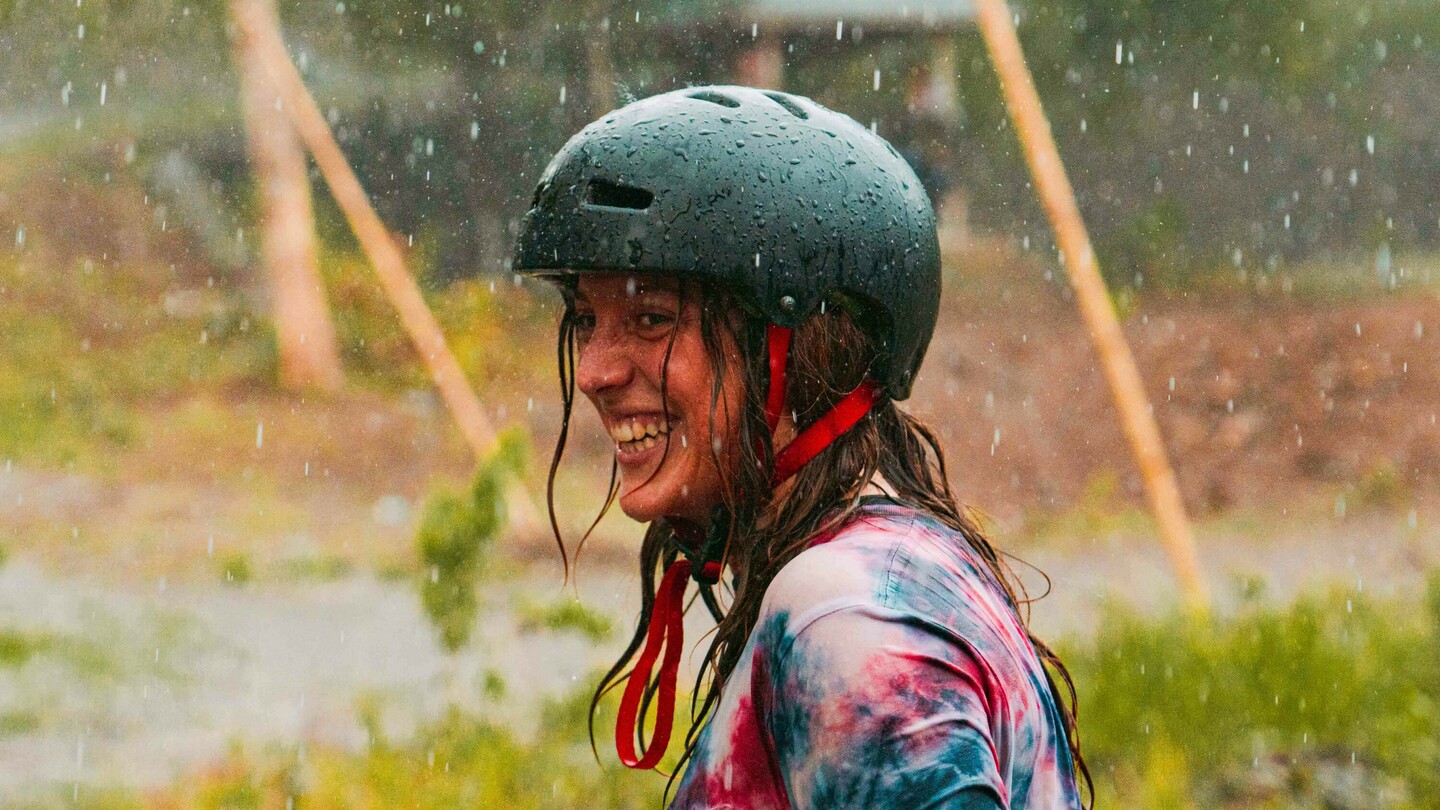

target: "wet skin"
[572,274,745,529]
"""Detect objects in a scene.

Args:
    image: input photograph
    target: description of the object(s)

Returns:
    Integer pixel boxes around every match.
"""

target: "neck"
[666,516,706,548]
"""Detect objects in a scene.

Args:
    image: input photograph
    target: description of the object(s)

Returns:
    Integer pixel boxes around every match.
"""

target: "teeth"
[642,436,657,449]
[609,417,671,444]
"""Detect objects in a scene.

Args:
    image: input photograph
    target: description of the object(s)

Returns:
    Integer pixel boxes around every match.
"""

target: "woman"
[514,85,1088,809]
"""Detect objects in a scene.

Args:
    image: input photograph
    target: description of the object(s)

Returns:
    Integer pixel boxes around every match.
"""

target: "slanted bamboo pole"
[230,0,542,537]
[973,0,1210,610]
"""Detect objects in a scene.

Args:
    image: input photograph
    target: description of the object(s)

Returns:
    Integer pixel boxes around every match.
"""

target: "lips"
[607,415,671,455]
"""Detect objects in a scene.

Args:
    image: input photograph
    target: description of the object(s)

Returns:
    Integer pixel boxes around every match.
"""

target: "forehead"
[572,273,680,302]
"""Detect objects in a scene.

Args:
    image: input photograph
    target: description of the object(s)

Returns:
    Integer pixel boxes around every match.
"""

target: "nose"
[575,326,635,401]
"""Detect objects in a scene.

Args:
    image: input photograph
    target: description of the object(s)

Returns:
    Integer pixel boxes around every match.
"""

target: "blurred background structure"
[3,0,1440,807]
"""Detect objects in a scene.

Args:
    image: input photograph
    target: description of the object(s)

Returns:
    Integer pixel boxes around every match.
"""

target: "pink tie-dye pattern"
[670,501,1082,809]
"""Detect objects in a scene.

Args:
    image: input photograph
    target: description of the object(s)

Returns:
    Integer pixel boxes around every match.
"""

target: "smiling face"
[572,274,744,526]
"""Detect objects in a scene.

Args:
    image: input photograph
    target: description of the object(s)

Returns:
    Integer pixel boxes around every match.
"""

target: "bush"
[1066,574,1440,807]
[417,428,529,652]
[517,597,614,643]
[143,687,669,810]
[218,553,253,586]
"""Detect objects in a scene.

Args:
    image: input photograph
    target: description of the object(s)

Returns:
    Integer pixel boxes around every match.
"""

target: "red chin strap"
[614,558,691,769]
[614,322,879,770]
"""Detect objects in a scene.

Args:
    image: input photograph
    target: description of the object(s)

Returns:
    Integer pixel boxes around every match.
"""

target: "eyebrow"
[628,277,681,297]
[572,277,682,304]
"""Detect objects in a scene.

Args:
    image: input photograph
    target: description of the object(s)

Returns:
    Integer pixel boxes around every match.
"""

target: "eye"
[636,312,675,330]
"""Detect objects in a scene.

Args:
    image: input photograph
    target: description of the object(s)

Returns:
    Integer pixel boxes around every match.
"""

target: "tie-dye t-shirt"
[670,498,1082,809]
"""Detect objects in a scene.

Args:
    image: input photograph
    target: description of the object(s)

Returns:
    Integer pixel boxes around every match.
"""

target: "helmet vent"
[585,179,654,211]
[764,92,810,120]
[688,90,741,108]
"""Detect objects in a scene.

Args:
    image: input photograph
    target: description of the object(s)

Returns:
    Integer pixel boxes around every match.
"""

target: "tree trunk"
[586,5,616,117]
[232,0,343,391]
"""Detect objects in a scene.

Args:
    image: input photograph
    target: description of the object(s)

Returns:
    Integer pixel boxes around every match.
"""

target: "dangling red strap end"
[615,558,690,770]
[773,379,881,485]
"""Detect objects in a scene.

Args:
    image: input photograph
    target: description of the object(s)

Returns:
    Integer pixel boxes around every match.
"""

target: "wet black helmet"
[513,85,941,399]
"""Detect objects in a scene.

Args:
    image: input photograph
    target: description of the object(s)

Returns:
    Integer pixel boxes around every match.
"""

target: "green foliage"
[277,555,354,582]
[0,625,120,684]
[1066,575,1440,806]
[0,710,40,737]
[1105,196,1189,290]
[218,553,253,586]
[0,256,276,472]
[518,597,614,643]
[418,428,529,652]
[139,687,668,810]
[1353,462,1411,511]
[0,629,51,668]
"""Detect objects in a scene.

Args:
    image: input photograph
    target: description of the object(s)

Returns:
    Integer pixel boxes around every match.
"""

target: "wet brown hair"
[545,277,1092,806]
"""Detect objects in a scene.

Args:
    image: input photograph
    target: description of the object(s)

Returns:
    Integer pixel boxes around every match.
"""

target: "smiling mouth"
[608,416,671,454]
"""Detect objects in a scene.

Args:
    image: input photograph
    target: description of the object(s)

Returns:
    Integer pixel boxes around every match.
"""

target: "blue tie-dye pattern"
[670,502,1082,809]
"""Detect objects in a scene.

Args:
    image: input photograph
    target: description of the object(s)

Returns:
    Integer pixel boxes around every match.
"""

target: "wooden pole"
[231,0,344,392]
[230,0,543,537]
[973,0,1209,610]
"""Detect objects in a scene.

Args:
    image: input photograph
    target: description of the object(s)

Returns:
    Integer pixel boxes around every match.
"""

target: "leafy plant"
[1065,573,1440,807]
[218,552,253,586]
[517,597,614,643]
[418,427,529,652]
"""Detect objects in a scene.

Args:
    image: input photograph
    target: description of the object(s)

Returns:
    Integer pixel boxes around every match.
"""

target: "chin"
[617,490,682,525]
[617,470,711,526]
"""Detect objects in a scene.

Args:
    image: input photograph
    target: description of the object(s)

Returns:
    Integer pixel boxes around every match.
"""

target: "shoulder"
[758,507,922,623]
[761,504,1012,620]
[754,504,1031,675]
